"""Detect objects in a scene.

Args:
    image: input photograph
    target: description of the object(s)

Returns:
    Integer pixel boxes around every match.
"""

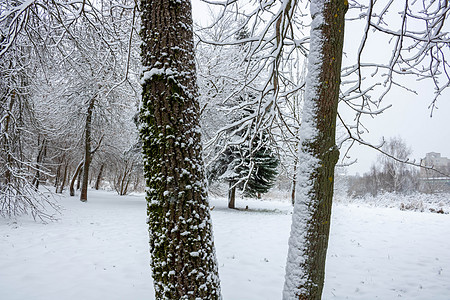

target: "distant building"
[420,152,450,193]
[421,152,450,170]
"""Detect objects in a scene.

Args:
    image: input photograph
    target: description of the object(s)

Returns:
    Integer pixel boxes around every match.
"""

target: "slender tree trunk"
[80,96,96,202]
[55,157,62,189]
[76,168,82,190]
[95,164,104,190]
[122,177,130,196]
[228,181,236,209]
[283,0,346,299]
[140,0,221,297]
[133,171,141,191]
[291,141,300,206]
[291,173,296,205]
[32,138,46,190]
[57,163,68,193]
[119,165,131,195]
[70,161,83,196]
[3,92,16,186]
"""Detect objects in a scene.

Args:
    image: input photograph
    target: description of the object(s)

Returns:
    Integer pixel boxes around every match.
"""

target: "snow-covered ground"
[1,190,449,299]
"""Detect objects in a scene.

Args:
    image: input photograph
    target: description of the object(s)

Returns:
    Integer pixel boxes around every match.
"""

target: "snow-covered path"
[1,190,449,299]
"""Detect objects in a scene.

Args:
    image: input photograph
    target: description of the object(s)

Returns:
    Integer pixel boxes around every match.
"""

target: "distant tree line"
[345,138,450,197]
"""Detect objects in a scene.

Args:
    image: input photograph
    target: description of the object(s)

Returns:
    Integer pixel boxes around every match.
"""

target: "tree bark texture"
[283,0,346,299]
[139,0,221,298]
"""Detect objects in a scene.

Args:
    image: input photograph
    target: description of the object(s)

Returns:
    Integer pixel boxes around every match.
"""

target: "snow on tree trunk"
[139,0,221,298]
[283,0,346,299]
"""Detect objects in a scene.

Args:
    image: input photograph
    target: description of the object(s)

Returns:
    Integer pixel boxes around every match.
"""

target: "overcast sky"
[340,83,450,175]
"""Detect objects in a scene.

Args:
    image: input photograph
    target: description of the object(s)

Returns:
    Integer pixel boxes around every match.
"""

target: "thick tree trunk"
[80,96,96,202]
[140,0,221,298]
[228,181,236,209]
[283,0,346,299]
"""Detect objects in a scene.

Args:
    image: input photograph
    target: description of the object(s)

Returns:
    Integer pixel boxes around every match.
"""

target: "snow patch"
[1,190,450,299]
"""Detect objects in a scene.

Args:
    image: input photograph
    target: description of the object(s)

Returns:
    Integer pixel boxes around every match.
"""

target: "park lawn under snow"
[1,190,450,300]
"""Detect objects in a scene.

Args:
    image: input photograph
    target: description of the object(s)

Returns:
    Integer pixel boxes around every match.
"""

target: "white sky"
[341,84,450,175]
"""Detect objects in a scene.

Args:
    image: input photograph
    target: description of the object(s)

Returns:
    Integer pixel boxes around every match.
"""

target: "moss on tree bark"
[139,0,221,298]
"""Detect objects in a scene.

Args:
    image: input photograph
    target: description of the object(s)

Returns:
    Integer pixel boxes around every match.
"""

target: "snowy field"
[1,190,450,300]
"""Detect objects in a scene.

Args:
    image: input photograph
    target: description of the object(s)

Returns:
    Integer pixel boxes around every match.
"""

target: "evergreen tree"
[209,102,279,207]
[242,138,279,198]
